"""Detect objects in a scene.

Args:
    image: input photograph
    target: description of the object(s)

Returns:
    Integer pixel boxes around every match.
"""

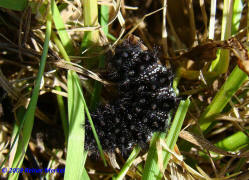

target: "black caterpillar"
[85,36,179,154]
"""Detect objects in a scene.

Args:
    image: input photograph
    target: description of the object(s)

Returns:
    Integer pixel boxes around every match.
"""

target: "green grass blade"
[215,130,249,151]
[100,5,109,35]
[209,0,242,72]
[51,31,70,61]
[199,66,248,131]
[142,99,190,180]
[51,0,74,55]
[196,130,249,160]
[90,4,109,110]
[113,146,141,180]
[202,0,245,132]
[52,23,89,179]
[52,33,70,141]
[209,0,233,73]
[142,132,164,180]
[51,0,74,141]
[81,0,99,48]
[8,3,53,180]
[55,86,68,141]
[163,99,190,167]
[64,70,87,179]
[107,33,117,41]
[231,0,243,35]
[82,168,91,180]
[9,107,25,161]
[52,30,105,173]
[76,80,107,166]
[0,0,27,11]
[211,0,248,153]
[198,130,249,159]
[80,0,107,165]
[0,107,25,170]
[75,73,107,165]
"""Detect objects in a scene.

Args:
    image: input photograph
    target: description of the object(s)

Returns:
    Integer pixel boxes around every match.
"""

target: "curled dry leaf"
[169,40,225,62]
[226,37,249,75]
[170,37,249,76]
[170,40,223,62]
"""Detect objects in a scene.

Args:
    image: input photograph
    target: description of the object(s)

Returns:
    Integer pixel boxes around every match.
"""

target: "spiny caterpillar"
[84,36,179,154]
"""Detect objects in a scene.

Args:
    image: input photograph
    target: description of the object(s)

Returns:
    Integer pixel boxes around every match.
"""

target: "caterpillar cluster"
[85,36,179,154]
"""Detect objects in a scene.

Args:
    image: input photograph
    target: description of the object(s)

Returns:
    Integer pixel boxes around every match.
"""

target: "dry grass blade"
[18,6,31,62]
[52,60,111,85]
[215,115,246,123]
[124,7,165,40]
[179,130,247,157]
[199,0,208,39]
[0,69,20,100]
[66,0,123,33]
[158,139,205,180]
[98,1,138,10]
[107,152,120,169]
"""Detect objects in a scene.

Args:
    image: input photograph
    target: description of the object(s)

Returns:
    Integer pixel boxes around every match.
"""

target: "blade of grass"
[45,149,63,179]
[80,0,107,165]
[82,168,91,180]
[81,0,99,48]
[229,0,249,174]
[199,66,247,132]
[142,132,164,180]
[0,0,27,11]
[52,29,106,174]
[81,0,101,110]
[200,0,246,132]
[51,0,76,142]
[90,4,109,110]
[75,79,107,166]
[142,99,190,180]
[162,99,190,168]
[196,133,249,160]
[51,31,90,179]
[8,3,53,180]
[113,146,141,180]
[231,0,243,35]
[51,0,74,55]
[100,5,109,35]
[55,86,68,141]
[197,130,249,160]
[215,130,249,151]
[208,0,217,39]
[209,0,233,74]
[107,33,117,41]
[8,107,25,168]
[0,107,26,170]
[64,70,87,179]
